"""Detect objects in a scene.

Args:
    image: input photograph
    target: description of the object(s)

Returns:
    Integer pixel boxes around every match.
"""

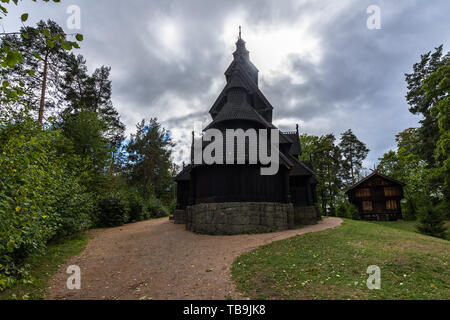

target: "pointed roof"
[346,171,406,193]
[204,83,270,130]
[209,31,273,119]
[284,132,302,156]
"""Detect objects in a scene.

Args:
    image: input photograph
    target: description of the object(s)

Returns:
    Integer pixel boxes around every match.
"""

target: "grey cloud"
[3,0,449,167]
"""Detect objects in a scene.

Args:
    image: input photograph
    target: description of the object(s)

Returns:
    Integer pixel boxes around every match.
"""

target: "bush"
[96,192,129,227]
[336,200,360,220]
[402,198,417,221]
[417,204,447,239]
[335,203,347,218]
[0,122,82,290]
[52,178,95,238]
[126,191,146,223]
[146,195,168,219]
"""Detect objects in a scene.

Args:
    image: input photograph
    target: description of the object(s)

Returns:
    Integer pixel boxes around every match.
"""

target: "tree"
[300,134,342,215]
[62,110,112,178]
[0,1,64,101]
[59,53,125,150]
[1,20,82,123]
[378,128,428,220]
[339,129,369,186]
[127,118,175,201]
[405,45,450,168]
[422,63,450,217]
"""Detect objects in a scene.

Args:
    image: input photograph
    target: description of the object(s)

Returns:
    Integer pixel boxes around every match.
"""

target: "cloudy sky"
[2,0,449,168]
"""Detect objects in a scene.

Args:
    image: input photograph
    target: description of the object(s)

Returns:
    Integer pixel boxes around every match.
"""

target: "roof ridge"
[346,171,406,192]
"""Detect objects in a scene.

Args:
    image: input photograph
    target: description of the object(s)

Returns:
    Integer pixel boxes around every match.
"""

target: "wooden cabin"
[346,171,406,221]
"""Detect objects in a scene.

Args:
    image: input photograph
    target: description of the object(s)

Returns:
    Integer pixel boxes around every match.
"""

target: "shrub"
[336,200,360,220]
[52,178,95,238]
[0,122,67,289]
[335,203,347,218]
[417,204,447,239]
[146,195,168,219]
[402,198,417,221]
[349,203,360,220]
[126,191,146,223]
[96,192,129,227]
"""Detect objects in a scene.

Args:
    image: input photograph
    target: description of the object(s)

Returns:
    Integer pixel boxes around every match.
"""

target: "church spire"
[234,26,249,60]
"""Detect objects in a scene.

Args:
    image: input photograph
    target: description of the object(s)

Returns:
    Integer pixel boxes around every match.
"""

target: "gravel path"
[46,217,343,300]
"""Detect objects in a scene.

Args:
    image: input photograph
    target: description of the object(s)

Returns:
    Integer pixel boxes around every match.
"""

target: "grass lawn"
[0,233,88,300]
[371,220,450,241]
[232,219,449,300]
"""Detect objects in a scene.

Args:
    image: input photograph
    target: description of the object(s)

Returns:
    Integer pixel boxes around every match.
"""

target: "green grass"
[0,233,88,300]
[371,220,450,241]
[232,219,450,300]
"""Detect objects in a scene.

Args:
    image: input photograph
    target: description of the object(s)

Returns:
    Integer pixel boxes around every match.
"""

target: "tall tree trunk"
[38,52,50,124]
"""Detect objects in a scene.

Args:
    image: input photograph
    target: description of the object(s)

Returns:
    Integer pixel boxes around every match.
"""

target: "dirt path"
[46,217,343,300]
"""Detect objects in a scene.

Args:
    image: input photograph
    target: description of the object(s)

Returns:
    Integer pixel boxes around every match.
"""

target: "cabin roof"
[346,171,406,193]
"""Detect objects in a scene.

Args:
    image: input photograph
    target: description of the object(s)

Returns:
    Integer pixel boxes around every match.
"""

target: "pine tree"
[1,20,71,123]
[127,118,174,201]
[339,129,369,185]
[59,53,125,150]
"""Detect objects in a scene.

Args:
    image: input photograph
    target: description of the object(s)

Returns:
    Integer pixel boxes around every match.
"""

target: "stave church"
[174,29,321,234]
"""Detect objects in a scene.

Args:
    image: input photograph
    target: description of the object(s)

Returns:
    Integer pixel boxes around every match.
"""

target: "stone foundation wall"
[294,206,321,225]
[174,203,321,235]
[185,202,295,235]
[173,210,187,225]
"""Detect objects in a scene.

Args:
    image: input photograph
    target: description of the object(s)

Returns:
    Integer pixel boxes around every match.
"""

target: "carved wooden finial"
[239,26,242,39]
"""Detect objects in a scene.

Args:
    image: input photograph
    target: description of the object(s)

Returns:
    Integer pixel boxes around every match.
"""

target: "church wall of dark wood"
[289,176,316,207]
[176,181,190,210]
[193,164,285,204]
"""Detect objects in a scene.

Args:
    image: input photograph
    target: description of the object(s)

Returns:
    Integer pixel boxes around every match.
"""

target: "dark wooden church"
[173,30,320,235]
[346,171,406,221]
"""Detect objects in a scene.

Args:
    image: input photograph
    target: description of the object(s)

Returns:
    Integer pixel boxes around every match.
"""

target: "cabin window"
[386,200,398,210]
[356,188,371,198]
[362,201,373,211]
[384,187,400,197]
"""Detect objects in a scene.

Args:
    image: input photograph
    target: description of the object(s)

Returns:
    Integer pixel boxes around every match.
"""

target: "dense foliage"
[0,15,176,291]
[379,46,449,238]
[299,131,369,217]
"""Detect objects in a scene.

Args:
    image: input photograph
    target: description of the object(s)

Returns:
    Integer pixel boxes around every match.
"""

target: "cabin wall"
[348,177,404,221]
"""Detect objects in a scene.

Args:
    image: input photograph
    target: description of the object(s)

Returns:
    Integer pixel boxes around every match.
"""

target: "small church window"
[362,201,373,211]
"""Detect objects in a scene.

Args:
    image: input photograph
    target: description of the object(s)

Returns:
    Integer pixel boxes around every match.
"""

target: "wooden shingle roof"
[346,171,406,193]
